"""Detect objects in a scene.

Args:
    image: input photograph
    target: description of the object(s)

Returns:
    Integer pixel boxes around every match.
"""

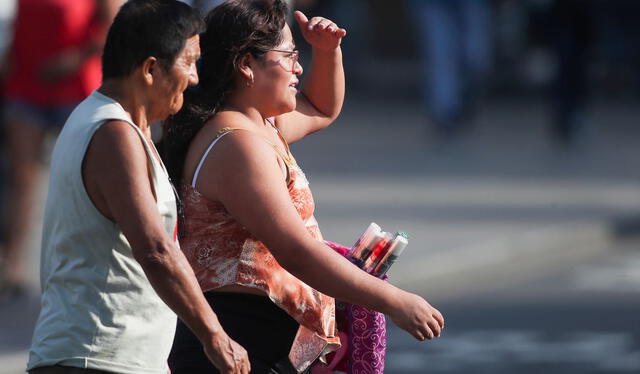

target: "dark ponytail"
[162,0,288,184]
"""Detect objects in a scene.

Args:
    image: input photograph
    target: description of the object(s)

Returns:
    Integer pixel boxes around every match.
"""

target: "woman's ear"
[237,53,255,87]
[141,56,158,86]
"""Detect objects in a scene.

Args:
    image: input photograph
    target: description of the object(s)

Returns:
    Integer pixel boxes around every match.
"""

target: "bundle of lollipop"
[346,222,408,278]
[320,222,407,373]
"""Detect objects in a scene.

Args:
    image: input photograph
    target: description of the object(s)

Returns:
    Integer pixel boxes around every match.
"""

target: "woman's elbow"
[271,244,311,278]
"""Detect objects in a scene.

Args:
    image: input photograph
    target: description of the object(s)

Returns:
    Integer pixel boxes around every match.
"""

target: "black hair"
[102,0,204,79]
[162,0,288,184]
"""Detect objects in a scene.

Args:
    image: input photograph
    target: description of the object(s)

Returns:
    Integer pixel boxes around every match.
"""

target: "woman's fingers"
[415,325,433,341]
[307,16,325,30]
[428,318,441,338]
[308,17,344,35]
[295,11,346,45]
[425,305,443,338]
[434,308,445,329]
[315,19,333,31]
[417,322,439,341]
[389,292,446,342]
[294,10,309,29]
[323,23,347,38]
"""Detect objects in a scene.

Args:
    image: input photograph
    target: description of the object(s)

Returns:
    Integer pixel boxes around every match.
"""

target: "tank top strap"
[191,127,243,188]
[191,127,293,189]
[266,118,297,167]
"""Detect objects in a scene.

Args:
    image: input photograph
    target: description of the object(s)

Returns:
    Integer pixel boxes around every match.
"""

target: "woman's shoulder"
[213,127,277,162]
[190,116,277,165]
[185,116,284,197]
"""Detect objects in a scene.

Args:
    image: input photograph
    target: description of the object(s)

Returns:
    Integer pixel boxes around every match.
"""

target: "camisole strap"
[191,127,241,188]
[266,117,297,167]
[191,126,293,189]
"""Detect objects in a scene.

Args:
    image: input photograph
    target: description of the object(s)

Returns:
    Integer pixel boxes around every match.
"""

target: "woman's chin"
[286,98,297,112]
[277,101,296,115]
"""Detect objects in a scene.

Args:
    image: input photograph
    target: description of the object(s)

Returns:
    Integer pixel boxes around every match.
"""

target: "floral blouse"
[179,128,340,372]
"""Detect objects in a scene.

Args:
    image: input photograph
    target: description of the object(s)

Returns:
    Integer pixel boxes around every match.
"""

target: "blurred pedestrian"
[0,0,17,269]
[544,0,640,145]
[408,0,493,138]
[27,1,250,373]
[0,0,120,299]
[163,1,444,373]
[548,0,594,145]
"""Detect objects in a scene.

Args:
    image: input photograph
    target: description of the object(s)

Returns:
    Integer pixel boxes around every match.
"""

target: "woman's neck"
[223,94,273,130]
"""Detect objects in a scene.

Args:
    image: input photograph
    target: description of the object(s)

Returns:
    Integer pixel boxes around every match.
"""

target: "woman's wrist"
[311,45,342,58]
[368,279,404,316]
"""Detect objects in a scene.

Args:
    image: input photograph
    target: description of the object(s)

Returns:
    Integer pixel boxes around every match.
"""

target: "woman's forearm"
[300,46,345,121]
[277,236,399,315]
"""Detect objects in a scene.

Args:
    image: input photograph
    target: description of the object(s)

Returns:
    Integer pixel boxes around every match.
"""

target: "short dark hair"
[162,0,288,184]
[102,0,204,79]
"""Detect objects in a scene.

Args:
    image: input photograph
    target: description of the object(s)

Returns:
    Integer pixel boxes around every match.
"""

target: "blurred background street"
[2,0,640,373]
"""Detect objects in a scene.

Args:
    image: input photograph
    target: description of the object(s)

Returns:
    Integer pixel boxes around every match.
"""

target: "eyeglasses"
[263,48,300,72]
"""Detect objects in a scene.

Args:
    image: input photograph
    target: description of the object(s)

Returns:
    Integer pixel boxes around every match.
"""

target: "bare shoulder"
[209,126,278,168]
[186,115,283,199]
[85,119,152,187]
[83,120,152,219]
[192,113,278,167]
[91,119,147,158]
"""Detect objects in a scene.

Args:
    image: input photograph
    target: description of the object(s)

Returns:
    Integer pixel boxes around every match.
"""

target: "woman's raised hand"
[294,11,346,52]
[388,291,445,341]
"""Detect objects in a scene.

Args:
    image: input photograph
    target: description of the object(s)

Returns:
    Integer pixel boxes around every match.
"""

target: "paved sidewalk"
[1,95,638,373]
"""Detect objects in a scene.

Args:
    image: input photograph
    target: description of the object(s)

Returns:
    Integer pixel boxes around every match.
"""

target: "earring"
[246,74,254,87]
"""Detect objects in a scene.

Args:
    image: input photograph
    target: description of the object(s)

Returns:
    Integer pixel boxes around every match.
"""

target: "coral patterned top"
[180,127,340,372]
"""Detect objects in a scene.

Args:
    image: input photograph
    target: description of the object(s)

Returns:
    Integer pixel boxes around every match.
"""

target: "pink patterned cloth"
[316,241,387,374]
[347,303,387,374]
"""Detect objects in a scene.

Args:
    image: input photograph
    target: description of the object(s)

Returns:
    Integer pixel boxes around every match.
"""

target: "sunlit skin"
[149,35,200,121]
[181,9,444,347]
[253,24,303,117]
[84,33,250,374]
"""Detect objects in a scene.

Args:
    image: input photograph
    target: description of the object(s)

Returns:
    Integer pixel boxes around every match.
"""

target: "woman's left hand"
[294,11,346,52]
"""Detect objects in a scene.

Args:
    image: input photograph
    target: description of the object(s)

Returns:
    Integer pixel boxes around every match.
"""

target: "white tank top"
[28,91,177,374]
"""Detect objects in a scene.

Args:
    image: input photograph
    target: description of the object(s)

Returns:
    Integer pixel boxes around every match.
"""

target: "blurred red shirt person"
[4,0,108,105]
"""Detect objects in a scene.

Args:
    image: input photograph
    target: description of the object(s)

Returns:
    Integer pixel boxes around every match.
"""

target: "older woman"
[164,1,444,373]
[27,1,249,374]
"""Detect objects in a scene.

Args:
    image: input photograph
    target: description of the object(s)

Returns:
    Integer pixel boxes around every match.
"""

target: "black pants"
[169,292,306,374]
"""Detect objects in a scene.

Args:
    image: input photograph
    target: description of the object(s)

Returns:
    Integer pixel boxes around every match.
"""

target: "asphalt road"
[384,238,640,374]
[2,239,639,374]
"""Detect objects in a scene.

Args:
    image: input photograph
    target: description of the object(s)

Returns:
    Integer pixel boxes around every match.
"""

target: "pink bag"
[311,241,387,374]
